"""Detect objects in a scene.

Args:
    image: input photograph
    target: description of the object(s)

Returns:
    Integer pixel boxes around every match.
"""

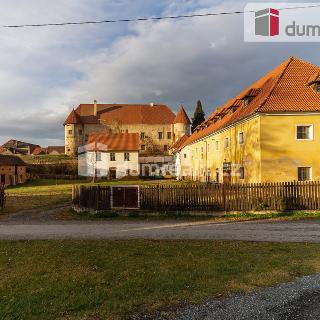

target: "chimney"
[94,99,98,116]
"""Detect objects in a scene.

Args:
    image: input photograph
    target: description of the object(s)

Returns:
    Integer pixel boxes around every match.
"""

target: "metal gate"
[111,185,140,209]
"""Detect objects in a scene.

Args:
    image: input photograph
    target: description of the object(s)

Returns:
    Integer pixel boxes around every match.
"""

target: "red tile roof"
[173,105,191,124]
[64,104,176,126]
[87,133,140,152]
[182,57,320,148]
[32,147,46,155]
[63,109,83,125]
[170,134,190,153]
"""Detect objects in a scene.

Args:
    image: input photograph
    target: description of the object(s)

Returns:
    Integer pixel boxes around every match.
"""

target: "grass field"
[0,240,319,320]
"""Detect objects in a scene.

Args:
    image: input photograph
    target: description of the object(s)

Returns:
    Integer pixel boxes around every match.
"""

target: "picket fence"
[72,181,320,212]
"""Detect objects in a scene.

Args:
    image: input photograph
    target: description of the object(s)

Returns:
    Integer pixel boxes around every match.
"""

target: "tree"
[191,100,205,132]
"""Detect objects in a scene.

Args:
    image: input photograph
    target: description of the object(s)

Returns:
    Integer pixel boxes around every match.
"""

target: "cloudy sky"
[0,0,319,146]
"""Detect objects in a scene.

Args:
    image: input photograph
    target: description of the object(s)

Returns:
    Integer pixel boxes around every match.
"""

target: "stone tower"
[173,105,191,142]
[64,109,83,156]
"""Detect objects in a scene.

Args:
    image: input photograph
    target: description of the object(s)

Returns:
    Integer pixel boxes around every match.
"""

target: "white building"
[78,132,140,179]
[170,135,191,180]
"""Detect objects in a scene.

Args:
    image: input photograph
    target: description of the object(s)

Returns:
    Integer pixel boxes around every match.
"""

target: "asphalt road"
[0,218,320,241]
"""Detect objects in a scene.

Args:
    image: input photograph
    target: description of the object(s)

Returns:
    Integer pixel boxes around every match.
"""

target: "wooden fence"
[73,181,320,212]
[0,185,5,210]
[73,185,111,211]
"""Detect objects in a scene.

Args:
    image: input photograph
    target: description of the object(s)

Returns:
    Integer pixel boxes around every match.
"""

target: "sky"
[0,0,320,146]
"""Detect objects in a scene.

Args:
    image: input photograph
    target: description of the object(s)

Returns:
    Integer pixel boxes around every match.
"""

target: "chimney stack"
[94,99,98,116]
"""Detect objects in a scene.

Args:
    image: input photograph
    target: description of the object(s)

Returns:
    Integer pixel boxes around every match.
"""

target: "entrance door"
[0,175,5,185]
[109,168,117,180]
[223,162,232,184]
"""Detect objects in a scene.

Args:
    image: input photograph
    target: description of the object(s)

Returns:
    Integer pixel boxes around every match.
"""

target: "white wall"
[78,151,139,179]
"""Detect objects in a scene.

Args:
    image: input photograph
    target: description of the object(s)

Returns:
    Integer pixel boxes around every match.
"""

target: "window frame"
[158,132,163,140]
[238,132,244,145]
[224,137,230,148]
[298,167,312,181]
[124,152,130,161]
[239,166,245,179]
[167,132,172,140]
[296,124,314,140]
[140,132,145,140]
[96,152,102,162]
[110,152,116,161]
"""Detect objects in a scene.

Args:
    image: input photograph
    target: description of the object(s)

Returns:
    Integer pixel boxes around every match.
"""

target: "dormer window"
[316,83,320,93]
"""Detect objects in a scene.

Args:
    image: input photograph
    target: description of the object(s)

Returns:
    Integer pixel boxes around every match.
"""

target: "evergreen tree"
[191,100,205,132]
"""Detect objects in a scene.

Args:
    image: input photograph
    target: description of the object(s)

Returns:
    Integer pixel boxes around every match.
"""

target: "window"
[315,83,320,93]
[158,132,163,140]
[238,132,244,145]
[124,152,130,161]
[207,144,210,152]
[96,152,102,161]
[79,129,83,135]
[85,134,89,142]
[224,137,230,148]
[216,141,219,150]
[298,167,311,181]
[164,145,168,151]
[184,153,187,159]
[167,132,172,140]
[239,166,245,179]
[296,125,313,140]
[110,152,115,161]
[140,132,145,139]
[141,145,146,151]
[68,130,73,135]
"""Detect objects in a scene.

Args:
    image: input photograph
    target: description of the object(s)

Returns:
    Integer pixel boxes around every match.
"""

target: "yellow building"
[64,102,190,156]
[177,57,320,183]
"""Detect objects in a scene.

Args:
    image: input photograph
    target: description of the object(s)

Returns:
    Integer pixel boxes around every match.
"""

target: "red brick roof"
[173,105,191,124]
[182,57,320,147]
[87,133,140,151]
[64,104,176,126]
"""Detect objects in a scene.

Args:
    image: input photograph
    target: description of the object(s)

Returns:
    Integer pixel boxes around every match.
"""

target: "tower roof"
[63,109,82,125]
[173,105,191,124]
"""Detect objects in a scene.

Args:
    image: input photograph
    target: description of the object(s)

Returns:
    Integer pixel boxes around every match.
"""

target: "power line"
[1,4,320,29]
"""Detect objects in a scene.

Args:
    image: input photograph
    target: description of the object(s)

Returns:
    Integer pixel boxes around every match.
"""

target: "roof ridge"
[257,57,293,111]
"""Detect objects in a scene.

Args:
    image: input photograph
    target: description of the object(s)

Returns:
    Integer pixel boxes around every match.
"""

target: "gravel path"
[135,273,320,320]
[0,218,319,241]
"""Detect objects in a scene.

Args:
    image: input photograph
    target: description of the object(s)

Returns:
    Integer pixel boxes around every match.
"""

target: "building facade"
[177,57,320,183]
[64,103,190,156]
[78,132,140,179]
[0,155,27,186]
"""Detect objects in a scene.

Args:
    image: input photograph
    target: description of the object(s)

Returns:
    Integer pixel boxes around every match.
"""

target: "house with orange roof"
[176,57,320,183]
[78,132,140,179]
[64,101,190,156]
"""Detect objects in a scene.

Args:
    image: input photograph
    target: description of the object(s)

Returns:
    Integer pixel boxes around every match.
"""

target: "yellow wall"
[260,114,320,182]
[187,116,261,183]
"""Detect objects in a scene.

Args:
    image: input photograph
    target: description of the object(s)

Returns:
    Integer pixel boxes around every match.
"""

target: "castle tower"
[64,109,83,156]
[173,105,191,142]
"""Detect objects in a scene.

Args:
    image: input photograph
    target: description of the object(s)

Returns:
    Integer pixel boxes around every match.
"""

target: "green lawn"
[0,240,319,320]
